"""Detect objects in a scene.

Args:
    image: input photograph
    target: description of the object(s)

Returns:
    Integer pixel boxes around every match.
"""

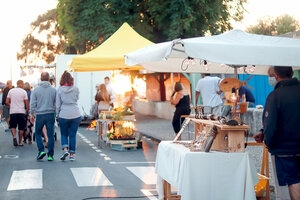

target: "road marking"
[95,149,102,152]
[100,153,106,157]
[110,161,155,164]
[4,155,19,159]
[85,140,91,144]
[7,169,43,191]
[0,155,2,159]
[141,189,159,200]
[70,167,113,187]
[89,143,94,146]
[126,167,157,185]
[104,157,111,161]
[92,147,98,149]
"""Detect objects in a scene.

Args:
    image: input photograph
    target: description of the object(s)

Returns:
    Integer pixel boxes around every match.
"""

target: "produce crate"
[110,140,137,151]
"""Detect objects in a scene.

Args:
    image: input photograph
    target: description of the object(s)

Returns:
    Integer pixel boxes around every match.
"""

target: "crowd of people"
[1,71,81,161]
[170,73,256,135]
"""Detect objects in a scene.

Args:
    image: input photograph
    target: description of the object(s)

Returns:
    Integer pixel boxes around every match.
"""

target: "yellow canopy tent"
[69,22,154,72]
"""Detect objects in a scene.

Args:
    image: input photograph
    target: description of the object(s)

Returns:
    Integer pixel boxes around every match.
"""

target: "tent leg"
[183,73,202,108]
[171,73,174,93]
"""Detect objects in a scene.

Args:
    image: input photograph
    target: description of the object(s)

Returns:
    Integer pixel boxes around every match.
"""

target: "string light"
[244,65,256,73]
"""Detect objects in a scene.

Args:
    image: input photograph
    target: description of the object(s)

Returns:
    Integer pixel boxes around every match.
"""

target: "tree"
[57,0,247,53]
[275,14,299,35]
[246,14,299,36]
[17,9,66,64]
[246,17,275,35]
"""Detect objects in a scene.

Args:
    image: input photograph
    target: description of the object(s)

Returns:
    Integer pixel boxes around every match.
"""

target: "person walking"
[56,71,81,161]
[23,82,33,144]
[2,80,13,131]
[30,72,56,161]
[6,80,29,146]
[170,82,191,140]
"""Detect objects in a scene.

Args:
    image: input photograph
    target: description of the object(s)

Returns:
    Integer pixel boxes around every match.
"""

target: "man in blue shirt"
[239,86,255,108]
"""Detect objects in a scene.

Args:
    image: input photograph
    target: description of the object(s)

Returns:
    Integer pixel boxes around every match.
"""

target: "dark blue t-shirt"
[239,86,255,103]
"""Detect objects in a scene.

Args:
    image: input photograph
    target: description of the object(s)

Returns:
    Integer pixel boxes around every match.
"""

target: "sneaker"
[60,151,69,161]
[69,155,75,161]
[13,138,18,146]
[47,156,54,161]
[37,151,46,160]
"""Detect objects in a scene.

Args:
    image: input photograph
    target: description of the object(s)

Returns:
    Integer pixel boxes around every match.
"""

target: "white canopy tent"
[125,29,300,75]
[125,29,300,105]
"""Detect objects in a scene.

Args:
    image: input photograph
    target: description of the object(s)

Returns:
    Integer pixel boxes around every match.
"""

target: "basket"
[238,102,249,114]
[254,174,269,197]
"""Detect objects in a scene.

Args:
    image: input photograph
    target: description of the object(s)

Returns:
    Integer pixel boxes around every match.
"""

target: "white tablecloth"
[155,141,258,200]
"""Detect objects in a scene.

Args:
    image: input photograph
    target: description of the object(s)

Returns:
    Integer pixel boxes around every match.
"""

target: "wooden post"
[227,130,245,152]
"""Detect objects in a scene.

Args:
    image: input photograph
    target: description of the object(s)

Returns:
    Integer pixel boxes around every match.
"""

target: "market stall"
[68,22,153,150]
[125,30,300,199]
[68,22,153,72]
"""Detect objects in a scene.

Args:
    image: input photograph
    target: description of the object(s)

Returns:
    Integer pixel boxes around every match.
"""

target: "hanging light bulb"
[250,65,256,73]
[230,88,237,102]
[191,59,196,65]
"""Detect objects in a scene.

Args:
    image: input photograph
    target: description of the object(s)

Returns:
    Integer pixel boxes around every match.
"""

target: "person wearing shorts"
[2,80,13,129]
[260,66,300,200]
[6,80,29,146]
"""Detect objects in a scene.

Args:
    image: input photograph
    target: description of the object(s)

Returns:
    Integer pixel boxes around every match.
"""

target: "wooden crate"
[192,118,248,152]
[110,140,137,151]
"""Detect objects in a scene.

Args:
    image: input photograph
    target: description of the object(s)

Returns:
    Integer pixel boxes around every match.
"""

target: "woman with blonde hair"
[23,82,34,144]
[56,71,81,161]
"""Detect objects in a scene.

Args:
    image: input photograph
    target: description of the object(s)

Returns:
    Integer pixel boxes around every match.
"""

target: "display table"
[97,117,136,150]
[155,141,258,200]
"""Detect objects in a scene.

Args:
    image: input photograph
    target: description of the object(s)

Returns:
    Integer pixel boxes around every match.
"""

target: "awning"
[125,30,300,75]
[69,22,154,72]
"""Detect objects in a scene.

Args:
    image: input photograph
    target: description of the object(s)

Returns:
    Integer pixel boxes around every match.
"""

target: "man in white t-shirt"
[6,80,29,146]
[195,74,223,115]
[104,76,115,105]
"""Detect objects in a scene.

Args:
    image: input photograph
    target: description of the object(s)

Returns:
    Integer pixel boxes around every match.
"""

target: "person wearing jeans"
[56,71,81,161]
[35,113,55,158]
[30,72,56,161]
[59,117,81,158]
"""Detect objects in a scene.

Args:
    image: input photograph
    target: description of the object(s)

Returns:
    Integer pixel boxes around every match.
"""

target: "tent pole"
[171,73,174,93]
[91,72,94,109]
[234,66,238,79]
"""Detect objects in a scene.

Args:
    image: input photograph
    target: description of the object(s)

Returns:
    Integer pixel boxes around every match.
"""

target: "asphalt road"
[0,123,159,200]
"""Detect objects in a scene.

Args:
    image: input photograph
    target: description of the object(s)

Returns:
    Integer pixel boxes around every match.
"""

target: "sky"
[0,0,300,83]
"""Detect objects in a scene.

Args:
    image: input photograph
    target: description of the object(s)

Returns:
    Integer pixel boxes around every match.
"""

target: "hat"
[174,82,183,92]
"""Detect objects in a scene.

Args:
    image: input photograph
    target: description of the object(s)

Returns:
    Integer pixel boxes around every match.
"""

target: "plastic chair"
[246,142,270,200]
